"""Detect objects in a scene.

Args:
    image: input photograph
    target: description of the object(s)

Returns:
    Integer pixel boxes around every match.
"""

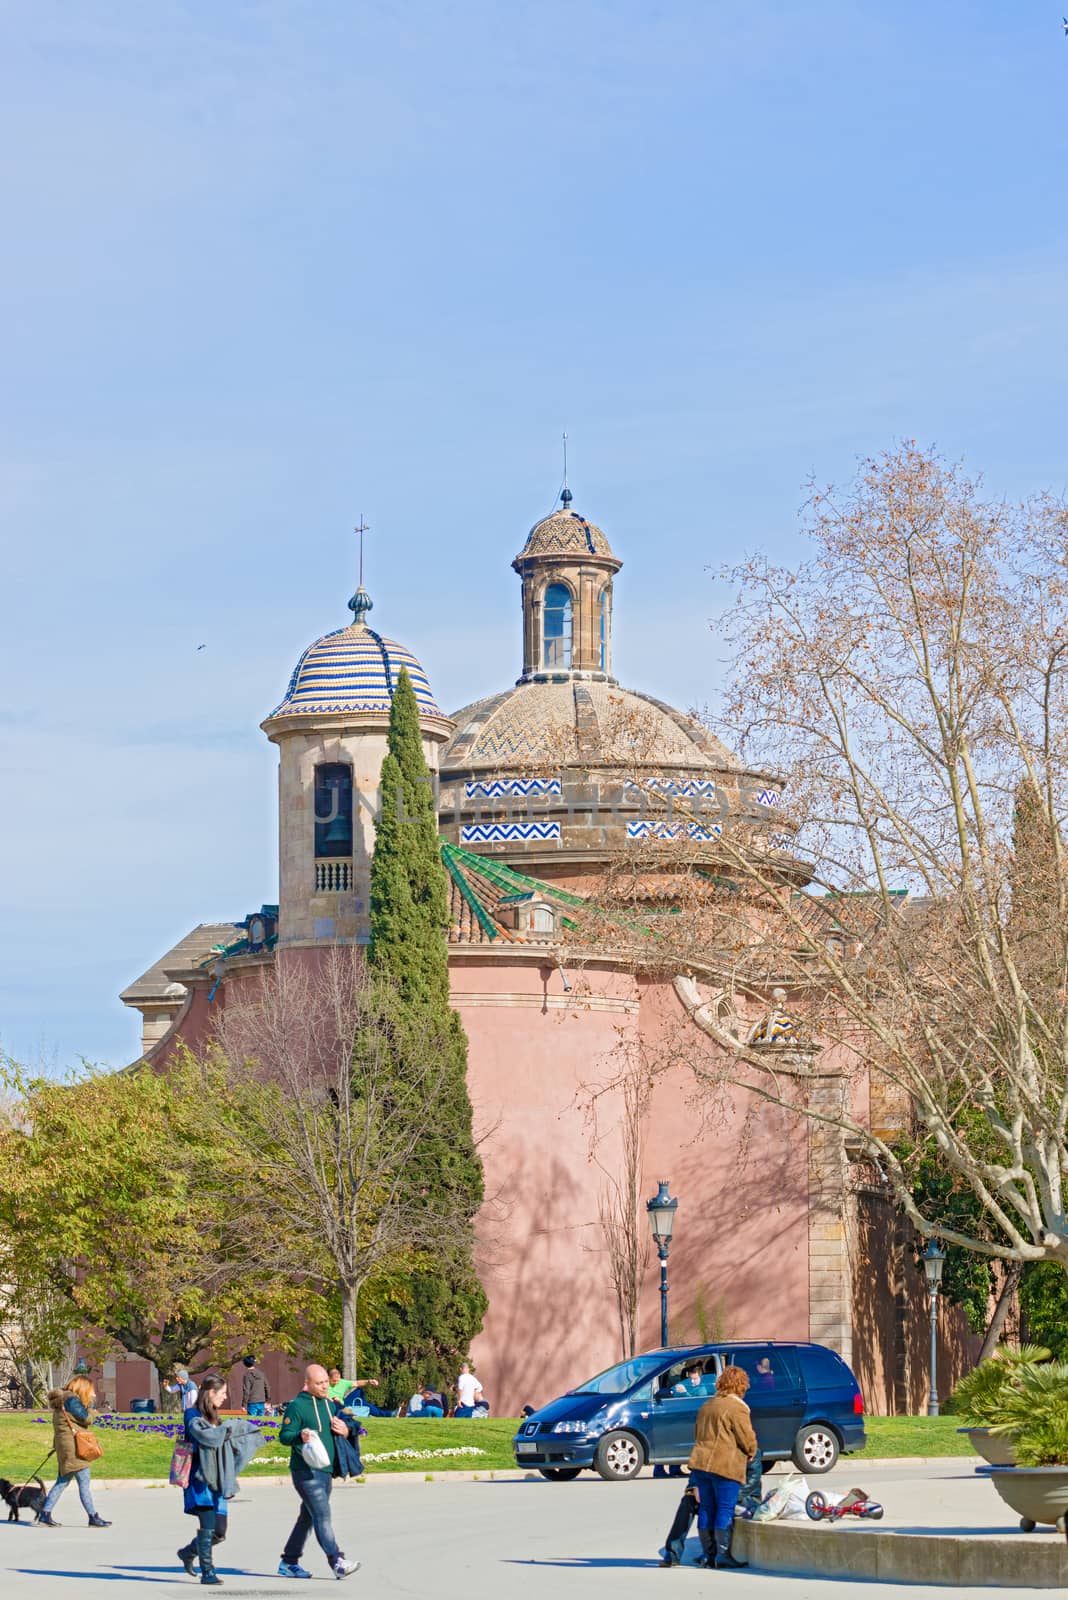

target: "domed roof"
[516,504,616,562]
[267,621,443,721]
[442,679,736,774]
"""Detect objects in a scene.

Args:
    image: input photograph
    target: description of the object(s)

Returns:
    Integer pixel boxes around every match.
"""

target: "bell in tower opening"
[314,763,354,858]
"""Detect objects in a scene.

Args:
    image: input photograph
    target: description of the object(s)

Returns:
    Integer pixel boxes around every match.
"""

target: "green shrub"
[948,1345,1050,1427]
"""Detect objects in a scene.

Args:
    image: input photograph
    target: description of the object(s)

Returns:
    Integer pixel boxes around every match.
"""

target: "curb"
[734,1520,1068,1589]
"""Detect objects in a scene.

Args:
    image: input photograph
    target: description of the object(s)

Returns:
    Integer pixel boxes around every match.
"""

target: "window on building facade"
[314,763,354,858]
[542,583,573,669]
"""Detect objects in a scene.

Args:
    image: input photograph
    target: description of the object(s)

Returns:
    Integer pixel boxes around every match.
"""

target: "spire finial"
[348,515,373,624]
[560,432,572,508]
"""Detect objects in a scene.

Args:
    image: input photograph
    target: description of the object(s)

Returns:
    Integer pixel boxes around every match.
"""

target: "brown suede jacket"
[687,1393,758,1482]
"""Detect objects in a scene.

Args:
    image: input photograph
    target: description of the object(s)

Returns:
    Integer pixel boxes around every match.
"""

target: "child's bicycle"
[805,1487,884,1522]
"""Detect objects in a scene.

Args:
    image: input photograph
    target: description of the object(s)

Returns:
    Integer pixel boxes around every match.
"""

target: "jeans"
[419,1405,444,1418]
[246,1402,266,1417]
[43,1468,96,1517]
[689,1468,741,1531]
[282,1468,341,1568]
[738,1454,763,1515]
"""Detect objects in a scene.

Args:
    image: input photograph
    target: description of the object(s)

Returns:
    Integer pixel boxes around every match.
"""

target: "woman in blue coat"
[176,1375,261,1586]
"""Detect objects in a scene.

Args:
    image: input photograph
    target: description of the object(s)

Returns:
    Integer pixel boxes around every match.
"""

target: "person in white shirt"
[454,1363,483,1417]
[164,1369,198,1411]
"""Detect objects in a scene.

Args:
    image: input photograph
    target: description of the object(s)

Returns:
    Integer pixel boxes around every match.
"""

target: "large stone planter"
[959,1426,1017,1467]
[988,1466,1068,1532]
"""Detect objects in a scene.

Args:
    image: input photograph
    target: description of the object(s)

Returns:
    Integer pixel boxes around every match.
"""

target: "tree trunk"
[341,1282,358,1378]
[977,1261,1023,1364]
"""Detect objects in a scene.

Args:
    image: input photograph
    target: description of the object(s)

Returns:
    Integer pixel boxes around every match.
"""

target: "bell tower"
[512,488,622,684]
[262,580,453,949]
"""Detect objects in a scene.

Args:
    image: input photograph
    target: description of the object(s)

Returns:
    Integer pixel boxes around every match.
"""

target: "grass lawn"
[0,1413,521,1479]
[0,1410,970,1481]
[858,1415,971,1458]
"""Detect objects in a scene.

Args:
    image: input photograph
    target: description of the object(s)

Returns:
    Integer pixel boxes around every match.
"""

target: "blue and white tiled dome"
[268,602,443,721]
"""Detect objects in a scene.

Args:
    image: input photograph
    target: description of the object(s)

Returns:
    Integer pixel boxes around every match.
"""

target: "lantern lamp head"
[646,1180,679,1250]
[921,1238,946,1287]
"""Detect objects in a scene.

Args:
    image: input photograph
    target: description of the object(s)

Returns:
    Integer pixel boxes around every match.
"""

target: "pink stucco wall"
[132,947,814,1419]
[452,957,811,1415]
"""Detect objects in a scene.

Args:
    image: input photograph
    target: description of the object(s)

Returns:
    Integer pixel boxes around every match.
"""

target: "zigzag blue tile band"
[626,820,721,841]
[461,822,562,844]
[624,778,719,797]
[464,778,562,800]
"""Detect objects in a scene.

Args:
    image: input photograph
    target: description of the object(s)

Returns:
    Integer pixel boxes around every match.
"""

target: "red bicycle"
[805,1488,884,1522]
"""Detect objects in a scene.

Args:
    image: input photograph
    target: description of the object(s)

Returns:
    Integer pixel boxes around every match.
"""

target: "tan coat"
[48,1389,92,1477]
[687,1393,758,1483]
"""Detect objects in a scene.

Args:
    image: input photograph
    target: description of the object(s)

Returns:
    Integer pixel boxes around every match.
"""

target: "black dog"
[0,1476,46,1523]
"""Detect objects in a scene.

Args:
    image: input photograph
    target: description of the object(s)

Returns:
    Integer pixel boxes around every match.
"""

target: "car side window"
[727,1348,800,1394]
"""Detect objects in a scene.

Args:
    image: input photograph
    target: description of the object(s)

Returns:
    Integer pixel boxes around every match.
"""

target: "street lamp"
[646,1180,679,1348]
[921,1239,946,1417]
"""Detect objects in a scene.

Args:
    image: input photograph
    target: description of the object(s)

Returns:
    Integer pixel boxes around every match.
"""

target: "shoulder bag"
[66,1412,103,1464]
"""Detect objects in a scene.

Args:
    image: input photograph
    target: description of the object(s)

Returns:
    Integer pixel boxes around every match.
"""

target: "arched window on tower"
[599,587,609,672]
[314,763,354,859]
[542,583,573,669]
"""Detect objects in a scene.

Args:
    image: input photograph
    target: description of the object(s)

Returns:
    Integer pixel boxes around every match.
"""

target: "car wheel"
[761,1458,777,1476]
[538,1468,582,1481]
[593,1430,645,1481]
[792,1424,840,1473]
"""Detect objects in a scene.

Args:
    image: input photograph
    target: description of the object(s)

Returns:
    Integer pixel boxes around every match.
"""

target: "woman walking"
[686,1364,757,1570]
[38,1374,110,1528]
[176,1374,262,1586]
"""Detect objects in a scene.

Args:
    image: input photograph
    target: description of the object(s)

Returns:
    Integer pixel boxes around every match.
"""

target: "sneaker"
[333,1558,360,1579]
[277,1562,313,1578]
[37,1512,60,1527]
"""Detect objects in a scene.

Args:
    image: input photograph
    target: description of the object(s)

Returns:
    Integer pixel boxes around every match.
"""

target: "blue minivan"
[512,1341,865,1481]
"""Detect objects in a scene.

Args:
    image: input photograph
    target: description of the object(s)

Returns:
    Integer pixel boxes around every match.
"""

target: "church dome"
[267,617,443,721]
[517,503,616,562]
[443,679,735,774]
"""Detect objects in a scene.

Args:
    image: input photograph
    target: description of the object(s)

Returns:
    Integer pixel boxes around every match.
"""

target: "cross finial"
[354,515,370,586]
[348,515,373,625]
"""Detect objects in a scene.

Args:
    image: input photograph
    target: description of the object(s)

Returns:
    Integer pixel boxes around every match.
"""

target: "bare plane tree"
[563,446,1068,1280]
[210,949,467,1375]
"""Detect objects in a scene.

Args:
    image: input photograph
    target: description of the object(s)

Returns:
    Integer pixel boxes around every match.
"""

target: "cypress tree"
[365,668,486,1403]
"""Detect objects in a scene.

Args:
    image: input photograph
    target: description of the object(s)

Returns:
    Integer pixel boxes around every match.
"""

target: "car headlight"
[551,1420,589,1434]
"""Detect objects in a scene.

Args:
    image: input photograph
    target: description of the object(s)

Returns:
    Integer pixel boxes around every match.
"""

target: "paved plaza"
[1,1461,1062,1599]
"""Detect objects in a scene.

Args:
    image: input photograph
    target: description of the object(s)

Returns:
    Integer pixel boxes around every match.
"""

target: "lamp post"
[921,1240,946,1417]
[646,1180,679,1348]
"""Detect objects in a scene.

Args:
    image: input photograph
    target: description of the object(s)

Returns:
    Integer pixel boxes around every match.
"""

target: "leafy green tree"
[0,1060,306,1388]
[1019,1264,1068,1361]
[365,667,486,1391]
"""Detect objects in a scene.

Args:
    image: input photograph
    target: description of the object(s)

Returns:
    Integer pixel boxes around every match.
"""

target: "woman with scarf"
[176,1374,262,1586]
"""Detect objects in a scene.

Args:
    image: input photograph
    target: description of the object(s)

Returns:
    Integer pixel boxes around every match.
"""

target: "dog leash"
[22,1445,55,1485]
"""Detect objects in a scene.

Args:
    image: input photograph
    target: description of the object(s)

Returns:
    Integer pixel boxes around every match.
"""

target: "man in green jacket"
[277,1364,359,1580]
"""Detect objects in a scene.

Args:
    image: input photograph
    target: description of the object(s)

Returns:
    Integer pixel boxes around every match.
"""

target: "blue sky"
[3,1,1067,1069]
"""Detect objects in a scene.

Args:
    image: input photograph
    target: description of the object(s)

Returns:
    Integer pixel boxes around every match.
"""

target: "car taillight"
[853,1391,865,1416]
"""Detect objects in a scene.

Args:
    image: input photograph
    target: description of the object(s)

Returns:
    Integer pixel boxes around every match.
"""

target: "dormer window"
[499,891,557,941]
[542,583,573,670]
[314,763,353,858]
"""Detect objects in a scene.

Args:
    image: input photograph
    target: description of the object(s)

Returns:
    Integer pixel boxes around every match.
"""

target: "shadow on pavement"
[504,1557,661,1568]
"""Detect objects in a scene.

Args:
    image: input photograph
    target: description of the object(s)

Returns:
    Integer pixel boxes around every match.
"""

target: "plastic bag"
[753,1473,810,1521]
[301,1431,331,1470]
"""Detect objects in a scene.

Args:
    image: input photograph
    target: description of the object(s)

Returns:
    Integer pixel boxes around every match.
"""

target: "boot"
[37,1511,60,1527]
[88,1513,112,1527]
[714,1527,748,1570]
[177,1540,199,1576]
[197,1528,223,1586]
[695,1528,715,1568]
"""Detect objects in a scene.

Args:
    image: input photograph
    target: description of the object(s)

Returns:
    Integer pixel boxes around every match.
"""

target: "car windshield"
[571,1355,675,1396]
